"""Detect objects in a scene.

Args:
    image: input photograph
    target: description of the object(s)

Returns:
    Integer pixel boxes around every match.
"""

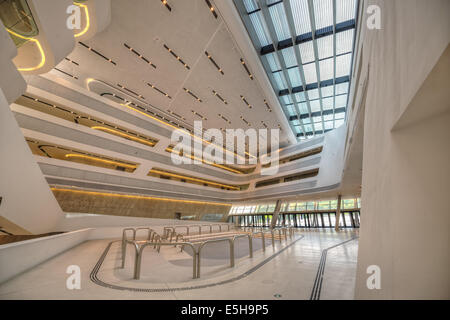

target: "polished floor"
[0,229,358,300]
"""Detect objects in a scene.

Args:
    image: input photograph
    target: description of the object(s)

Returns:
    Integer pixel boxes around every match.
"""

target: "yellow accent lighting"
[74,3,90,38]
[65,154,137,169]
[91,126,156,147]
[51,188,231,206]
[149,169,240,190]
[6,29,45,72]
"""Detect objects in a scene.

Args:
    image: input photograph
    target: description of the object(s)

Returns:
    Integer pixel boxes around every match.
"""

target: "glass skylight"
[234,0,359,140]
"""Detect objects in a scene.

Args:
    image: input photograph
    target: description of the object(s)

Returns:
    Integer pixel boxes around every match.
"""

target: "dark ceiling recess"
[124,43,156,69]
[160,0,171,12]
[205,51,224,75]
[212,90,227,104]
[78,42,116,65]
[204,0,218,19]
[163,44,190,70]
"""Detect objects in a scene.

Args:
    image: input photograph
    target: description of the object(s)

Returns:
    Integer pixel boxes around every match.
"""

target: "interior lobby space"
[0,0,449,302]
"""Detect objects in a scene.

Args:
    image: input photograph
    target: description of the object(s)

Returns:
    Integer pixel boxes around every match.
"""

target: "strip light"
[65,154,137,169]
[91,126,156,146]
[166,146,243,175]
[6,29,45,72]
[73,3,90,38]
[149,169,240,190]
[51,188,231,206]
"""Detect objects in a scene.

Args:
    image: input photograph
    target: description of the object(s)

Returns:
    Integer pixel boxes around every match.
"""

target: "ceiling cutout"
[212,89,227,104]
[163,44,190,70]
[64,57,79,66]
[191,110,207,121]
[218,114,231,125]
[204,0,218,19]
[183,88,202,102]
[205,51,224,75]
[147,82,172,99]
[54,68,78,80]
[78,42,116,65]
[117,83,145,100]
[240,58,253,80]
[240,95,252,109]
[160,0,172,12]
[124,43,156,69]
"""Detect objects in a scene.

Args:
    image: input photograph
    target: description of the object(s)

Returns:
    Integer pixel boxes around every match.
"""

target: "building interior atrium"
[0,0,448,303]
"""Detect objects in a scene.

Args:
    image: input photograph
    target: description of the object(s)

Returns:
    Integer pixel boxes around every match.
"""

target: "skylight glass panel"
[335,111,346,119]
[269,2,291,42]
[303,117,311,124]
[316,34,334,59]
[335,81,349,95]
[291,119,300,126]
[324,114,333,121]
[310,99,321,112]
[281,94,293,104]
[322,97,333,110]
[281,47,298,68]
[244,0,259,13]
[321,84,334,97]
[335,94,348,107]
[319,57,334,81]
[299,102,309,114]
[266,53,281,72]
[336,53,352,77]
[273,71,288,90]
[315,122,323,130]
[249,11,272,47]
[299,41,315,63]
[304,124,313,132]
[336,0,357,24]
[313,0,333,30]
[285,106,295,117]
[324,120,333,130]
[336,29,354,55]
[334,119,345,128]
[294,126,302,133]
[303,63,317,84]
[287,67,302,87]
[313,116,322,123]
[290,0,312,35]
[307,88,319,100]
[294,92,306,102]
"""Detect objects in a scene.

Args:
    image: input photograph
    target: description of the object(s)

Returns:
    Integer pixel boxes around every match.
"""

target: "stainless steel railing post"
[232,234,253,259]
[197,238,233,278]
[133,241,197,280]
[121,228,136,268]
[271,230,275,249]
[261,231,265,251]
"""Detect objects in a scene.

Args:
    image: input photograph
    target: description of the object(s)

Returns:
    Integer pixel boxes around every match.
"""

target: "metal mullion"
[259,1,306,138]
[282,0,314,139]
[234,0,299,137]
[307,0,325,136]
[332,0,337,128]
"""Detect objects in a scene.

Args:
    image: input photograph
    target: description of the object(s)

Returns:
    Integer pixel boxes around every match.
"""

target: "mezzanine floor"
[0,229,358,300]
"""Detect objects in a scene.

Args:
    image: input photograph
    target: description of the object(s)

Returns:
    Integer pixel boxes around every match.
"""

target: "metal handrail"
[189,225,202,235]
[121,228,136,268]
[133,241,198,279]
[174,225,189,235]
[135,227,153,240]
[201,224,213,233]
[232,234,253,259]
[197,238,233,278]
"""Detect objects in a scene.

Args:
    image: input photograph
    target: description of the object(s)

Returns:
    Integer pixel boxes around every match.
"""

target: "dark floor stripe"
[310,236,358,300]
[90,236,304,292]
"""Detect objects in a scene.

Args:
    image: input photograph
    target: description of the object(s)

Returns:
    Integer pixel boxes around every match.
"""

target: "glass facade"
[234,0,359,141]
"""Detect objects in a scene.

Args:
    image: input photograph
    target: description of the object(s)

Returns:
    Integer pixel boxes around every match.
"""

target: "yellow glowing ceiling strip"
[149,169,240,190]
[119,102,256,160]
[51,188,231,206]
[65,154,137,169]
[73,3,90,38]
[166,147,243,175]
[91,126,156,147]
[6,29,45,72]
